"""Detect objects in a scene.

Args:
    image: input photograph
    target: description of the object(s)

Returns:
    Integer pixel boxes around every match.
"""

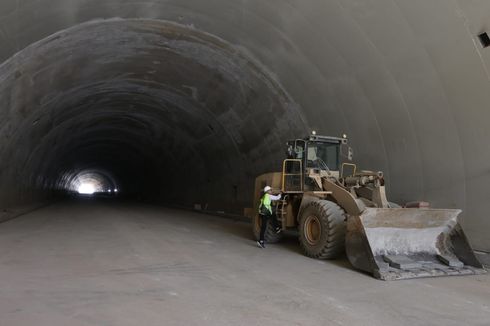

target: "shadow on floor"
[227,221,358,273]
[277,234,356,271]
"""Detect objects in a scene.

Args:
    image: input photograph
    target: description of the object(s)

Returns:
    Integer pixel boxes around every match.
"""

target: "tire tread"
[298,200,347,259]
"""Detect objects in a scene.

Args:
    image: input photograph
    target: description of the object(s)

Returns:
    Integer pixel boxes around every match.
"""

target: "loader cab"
[305,138,341,172]
[283,135,345,192]
[286,135,343,170]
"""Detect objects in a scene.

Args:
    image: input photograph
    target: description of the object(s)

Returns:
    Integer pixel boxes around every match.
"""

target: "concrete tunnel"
[2,1,490,251]
[1,1,490,324]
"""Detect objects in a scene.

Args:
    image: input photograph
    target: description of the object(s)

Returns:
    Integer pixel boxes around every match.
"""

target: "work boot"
[257,240,265,248]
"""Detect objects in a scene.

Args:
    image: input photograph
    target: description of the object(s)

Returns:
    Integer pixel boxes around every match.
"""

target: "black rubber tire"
[252,213,283,243]
[298,200,346,259]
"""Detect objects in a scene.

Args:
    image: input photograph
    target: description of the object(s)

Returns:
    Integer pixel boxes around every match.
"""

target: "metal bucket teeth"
[345,208,486,280]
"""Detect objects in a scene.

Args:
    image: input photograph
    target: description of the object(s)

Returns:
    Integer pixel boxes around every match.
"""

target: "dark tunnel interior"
[2,8,490,253]
[0,19,307,213]
[1,2,490,319]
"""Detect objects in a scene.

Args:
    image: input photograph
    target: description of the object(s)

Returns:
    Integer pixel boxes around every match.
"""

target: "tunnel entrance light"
[68,170,118,196]
[78,183,96,195]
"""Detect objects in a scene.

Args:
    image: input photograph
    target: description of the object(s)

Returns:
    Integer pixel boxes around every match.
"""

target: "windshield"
[306,141,340,170]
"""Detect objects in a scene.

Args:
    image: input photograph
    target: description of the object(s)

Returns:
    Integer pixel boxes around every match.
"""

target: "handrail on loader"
[282,159,303,192]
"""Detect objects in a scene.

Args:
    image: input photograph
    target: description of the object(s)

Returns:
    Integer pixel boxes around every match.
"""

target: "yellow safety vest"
[259,193,272,214]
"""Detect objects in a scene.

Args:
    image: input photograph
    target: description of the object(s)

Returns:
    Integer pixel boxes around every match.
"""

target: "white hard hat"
[264,186,272,192]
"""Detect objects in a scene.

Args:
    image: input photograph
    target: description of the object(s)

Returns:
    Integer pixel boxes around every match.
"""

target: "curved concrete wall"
[0,19,307,211]
[1,1,490,251]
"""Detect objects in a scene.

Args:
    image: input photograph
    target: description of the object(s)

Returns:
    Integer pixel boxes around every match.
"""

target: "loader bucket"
[345,208,486,280]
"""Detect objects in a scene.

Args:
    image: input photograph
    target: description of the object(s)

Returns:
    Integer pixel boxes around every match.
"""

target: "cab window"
[306,142,340,170]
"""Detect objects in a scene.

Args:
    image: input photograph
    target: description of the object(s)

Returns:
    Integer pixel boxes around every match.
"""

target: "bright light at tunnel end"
[78,183,96,195]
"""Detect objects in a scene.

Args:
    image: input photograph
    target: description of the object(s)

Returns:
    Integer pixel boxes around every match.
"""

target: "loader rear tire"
[299,200,346,259]
[252,214,283,243]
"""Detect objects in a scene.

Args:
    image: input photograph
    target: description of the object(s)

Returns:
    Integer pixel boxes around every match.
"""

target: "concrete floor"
[0,200,488,326]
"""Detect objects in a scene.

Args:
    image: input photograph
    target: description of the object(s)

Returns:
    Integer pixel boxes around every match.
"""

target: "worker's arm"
[269,193,282,201]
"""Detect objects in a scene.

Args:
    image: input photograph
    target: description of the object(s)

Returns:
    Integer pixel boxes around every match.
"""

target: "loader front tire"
[299,200,346,259]
[252,214,283,243]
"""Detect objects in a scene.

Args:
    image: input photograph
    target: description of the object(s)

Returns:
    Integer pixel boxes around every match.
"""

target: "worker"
[257,186,282,248]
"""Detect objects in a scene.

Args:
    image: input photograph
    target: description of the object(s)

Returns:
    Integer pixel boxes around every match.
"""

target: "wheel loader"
[252,133,486,280]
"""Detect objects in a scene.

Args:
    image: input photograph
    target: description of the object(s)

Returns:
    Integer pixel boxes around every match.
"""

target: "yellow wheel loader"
[252,134,486,280]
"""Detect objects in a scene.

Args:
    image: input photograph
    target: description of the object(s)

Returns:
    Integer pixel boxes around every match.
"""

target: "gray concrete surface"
[0,201,488,326]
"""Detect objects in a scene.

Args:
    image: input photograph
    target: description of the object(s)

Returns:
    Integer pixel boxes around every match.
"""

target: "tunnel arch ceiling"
[1,1,490,251]
[0,19,307,211]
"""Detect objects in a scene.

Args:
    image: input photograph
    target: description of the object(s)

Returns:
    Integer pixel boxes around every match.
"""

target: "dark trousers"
[259,212,278,241]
